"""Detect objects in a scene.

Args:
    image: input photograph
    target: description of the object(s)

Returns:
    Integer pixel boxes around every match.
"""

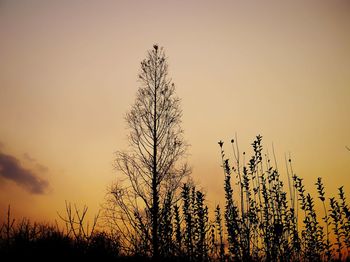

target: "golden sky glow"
[0,0,349,223]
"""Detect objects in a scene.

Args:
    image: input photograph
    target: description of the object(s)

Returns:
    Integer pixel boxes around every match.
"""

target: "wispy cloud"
[36,163,49,173]
[23,152,36,162]
[23,152,49,173]
[0,152,49,194]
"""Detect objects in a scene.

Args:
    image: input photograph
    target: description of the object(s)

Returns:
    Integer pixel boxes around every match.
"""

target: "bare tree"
[105,45,190,259]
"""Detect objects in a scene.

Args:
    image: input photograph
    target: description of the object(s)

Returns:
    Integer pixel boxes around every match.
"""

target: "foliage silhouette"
[1,44,349,261]
[217,136,350,261]
[0,205,121,261]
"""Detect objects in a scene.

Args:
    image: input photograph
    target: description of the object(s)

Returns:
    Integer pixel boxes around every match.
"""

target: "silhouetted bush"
[0,206,120,260]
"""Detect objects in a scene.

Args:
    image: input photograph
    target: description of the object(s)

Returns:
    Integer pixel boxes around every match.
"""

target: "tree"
[106,45,190,260]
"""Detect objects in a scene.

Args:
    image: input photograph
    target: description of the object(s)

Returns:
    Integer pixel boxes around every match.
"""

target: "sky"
[0,0,349,224]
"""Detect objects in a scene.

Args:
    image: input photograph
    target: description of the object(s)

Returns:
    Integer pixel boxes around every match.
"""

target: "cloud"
[36,163,49,173]
[0,152,49,194]
[23,152,36,162]
[22,152,49,173]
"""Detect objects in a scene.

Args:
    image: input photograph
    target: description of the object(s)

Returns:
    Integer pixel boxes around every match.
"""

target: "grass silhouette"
[0,205,121,260]
[1,135,349,261]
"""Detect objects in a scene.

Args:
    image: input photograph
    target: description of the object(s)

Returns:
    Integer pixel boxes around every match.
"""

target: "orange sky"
[0,0,349,224]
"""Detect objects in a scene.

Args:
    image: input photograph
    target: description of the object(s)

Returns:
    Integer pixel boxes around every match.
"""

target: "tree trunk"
[152,55,159,260]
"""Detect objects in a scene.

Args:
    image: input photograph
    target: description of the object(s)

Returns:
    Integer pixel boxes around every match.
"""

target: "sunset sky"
[0,0,349,224]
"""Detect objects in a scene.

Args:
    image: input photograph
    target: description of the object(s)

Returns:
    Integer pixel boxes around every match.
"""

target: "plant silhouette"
[104,45,190,260]
[1,45,349,261]
[216,136,350,261]
[0,205,120,260]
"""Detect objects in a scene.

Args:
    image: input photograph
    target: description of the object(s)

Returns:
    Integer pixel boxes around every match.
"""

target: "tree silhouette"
[106,45,190,260]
